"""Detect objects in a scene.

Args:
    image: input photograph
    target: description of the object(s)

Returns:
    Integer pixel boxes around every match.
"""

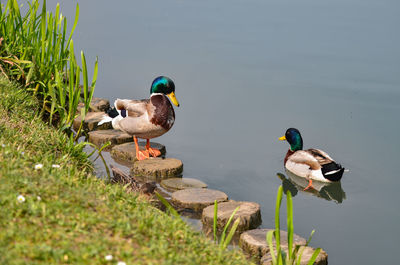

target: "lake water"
[47,0,399,264]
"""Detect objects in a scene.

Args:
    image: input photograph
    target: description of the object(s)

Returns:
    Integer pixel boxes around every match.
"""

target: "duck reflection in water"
[277,170,346,204]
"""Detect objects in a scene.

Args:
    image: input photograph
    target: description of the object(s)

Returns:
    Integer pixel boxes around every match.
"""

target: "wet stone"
[261,246,328,265]
[130,158,183,180]
[77,97,110,112]
[160,178,207,191]
[73,112,112,131]
[111,142,166,163]
[88,129,132,149]
[202,201,262,235]
[239,229,307,262]
[171,188,228,212]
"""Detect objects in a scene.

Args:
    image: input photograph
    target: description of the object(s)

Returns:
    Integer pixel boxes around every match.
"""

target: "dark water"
[47,0,399,264]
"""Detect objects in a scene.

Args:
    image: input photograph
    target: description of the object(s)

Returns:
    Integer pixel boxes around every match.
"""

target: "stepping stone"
[202,201,262,235]
[130,157,183,180]
[73,112,112,131]
[160,178,207,191]
[77,97,110,112]
[88,129,133,149]
[239,229,306,262]
[261,246,328,265]
[111,142,166,163]
[171,188,228,211]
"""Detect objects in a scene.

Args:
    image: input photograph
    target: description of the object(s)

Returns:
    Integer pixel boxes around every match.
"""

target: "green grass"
[0,77,252,264]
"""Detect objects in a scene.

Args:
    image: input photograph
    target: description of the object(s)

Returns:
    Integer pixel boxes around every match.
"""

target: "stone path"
[111,142,166,162]
[261,246,328,265]
[73,112,111,131]
[88,129,132,149]
[171,188,228,211]
[202,201,261,235]
[77,97,110,112]
[160,178,207,191]
[239,229,307,262]
[130,157,183,180]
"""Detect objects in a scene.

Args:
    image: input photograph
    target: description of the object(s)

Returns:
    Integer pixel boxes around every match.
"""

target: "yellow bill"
[167,92,180,107]
[279,136,286,141]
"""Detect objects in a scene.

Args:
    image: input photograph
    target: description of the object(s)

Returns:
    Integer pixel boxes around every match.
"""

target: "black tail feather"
[321,162,345,182]
[106,107,119,118]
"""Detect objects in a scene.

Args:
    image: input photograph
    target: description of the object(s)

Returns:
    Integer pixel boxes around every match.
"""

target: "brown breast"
[149,94,175,130]
[284,149,294,165]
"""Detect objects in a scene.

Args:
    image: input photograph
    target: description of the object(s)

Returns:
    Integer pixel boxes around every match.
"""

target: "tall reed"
[0,0,98,131]
[266,186,321,265]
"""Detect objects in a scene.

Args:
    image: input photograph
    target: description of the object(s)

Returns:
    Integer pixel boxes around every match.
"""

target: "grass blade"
[213,200,218,242]
[155,192,180,218]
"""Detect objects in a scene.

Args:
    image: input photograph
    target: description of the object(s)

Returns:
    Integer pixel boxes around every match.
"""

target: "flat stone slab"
[261,246,328,265]
[202,201,262,235]
[111,142,166,162]
[239,229,307,262]
[77,97,110,112]
[88,129,133,149]
[160,178,207,191]
[130,157,183,180]
[171,188,228,211]
[73,112,112,131]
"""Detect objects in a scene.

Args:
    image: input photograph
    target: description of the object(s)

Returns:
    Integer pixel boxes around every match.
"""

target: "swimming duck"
[99,76,179,160]
[279,128,344,190]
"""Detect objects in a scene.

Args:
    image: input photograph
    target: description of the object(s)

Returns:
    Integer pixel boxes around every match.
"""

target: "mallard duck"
[99,76,179,160]
[279,128,344,190]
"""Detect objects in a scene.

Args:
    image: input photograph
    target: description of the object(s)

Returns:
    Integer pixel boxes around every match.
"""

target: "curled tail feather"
[98,107,119,125]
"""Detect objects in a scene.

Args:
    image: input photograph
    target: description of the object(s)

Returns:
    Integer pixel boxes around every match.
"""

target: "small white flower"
[17,195,25,203]
[117,262,126,265]
[105,255,113,261]
[21,152,25,155]
[37,196,41,201]
[34,164,43,170]
[1,144,5,148]
[52,164,60,168]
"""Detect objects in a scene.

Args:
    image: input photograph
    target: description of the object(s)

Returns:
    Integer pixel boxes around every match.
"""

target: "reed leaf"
[287,190,294,262]
[306,248,321,265]
[267,230,277,265]
[221,217,240,250]
[275,186,283,255]
[66,3,79,49]
[267,186,321,265]
[219,206,240,248]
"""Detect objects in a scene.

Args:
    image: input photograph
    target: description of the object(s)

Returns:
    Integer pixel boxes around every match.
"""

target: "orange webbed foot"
[303,179,315,191]
[136,150,150,161]
[147,147,161,158]
[145,139,161,158]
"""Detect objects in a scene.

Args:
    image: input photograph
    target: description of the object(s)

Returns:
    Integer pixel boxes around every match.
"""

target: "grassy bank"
[0,77,251,264]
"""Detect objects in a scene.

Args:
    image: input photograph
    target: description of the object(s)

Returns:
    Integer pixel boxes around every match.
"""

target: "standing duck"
[99,76,179,160]
[279,128,344,190]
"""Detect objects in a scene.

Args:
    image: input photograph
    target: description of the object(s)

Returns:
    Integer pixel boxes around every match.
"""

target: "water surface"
[48,0,400,264]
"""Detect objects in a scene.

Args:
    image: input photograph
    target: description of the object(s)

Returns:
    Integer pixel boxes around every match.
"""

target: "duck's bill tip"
[167,92,180,107]
[279,136,286,141]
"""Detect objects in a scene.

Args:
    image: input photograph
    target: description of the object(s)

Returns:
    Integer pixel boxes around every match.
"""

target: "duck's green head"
[279,128,303,151]
[150,76,179,107]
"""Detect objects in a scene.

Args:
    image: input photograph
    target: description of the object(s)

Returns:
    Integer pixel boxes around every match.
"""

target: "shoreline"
[0,77,251,264]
